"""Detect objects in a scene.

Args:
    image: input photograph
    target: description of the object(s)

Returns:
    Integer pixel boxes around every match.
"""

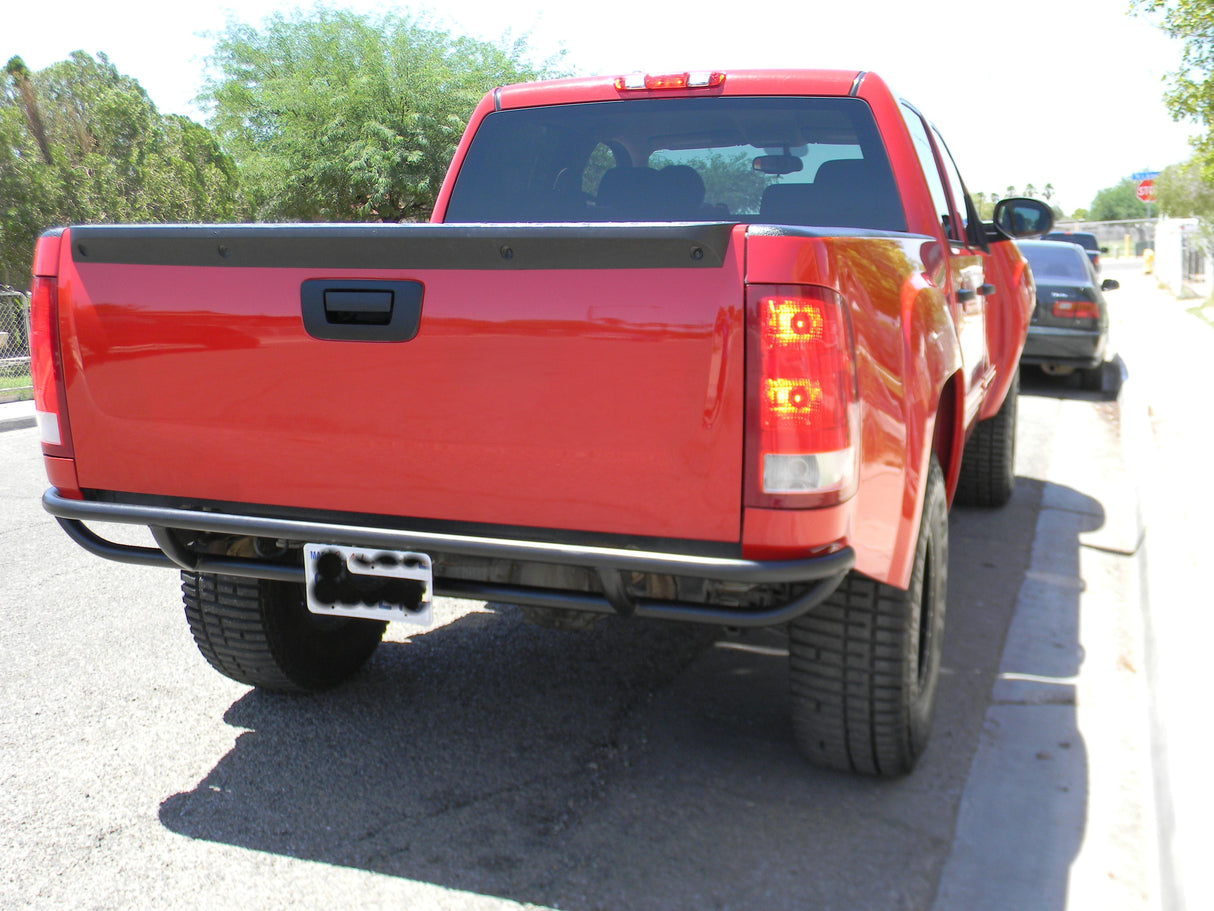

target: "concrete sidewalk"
[1114,271,1213,911]
[0,399,35,433]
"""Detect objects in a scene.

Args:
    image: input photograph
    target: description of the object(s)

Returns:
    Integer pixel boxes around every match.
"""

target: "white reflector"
[36,411,61,446]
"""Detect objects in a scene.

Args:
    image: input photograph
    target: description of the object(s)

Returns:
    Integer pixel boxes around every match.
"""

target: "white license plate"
[304,544,433,625]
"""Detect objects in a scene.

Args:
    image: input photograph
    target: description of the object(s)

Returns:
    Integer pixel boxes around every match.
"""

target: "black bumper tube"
[44,488,855,626]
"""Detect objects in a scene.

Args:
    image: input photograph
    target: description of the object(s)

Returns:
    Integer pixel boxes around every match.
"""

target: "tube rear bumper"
[43,488,855,627]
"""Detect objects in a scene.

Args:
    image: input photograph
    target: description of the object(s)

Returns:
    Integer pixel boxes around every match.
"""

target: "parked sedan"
[1042,230,1108,273]
[1017,239,1118,390]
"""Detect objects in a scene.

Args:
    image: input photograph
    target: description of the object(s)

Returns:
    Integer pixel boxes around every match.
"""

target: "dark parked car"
[1042,230,1108,273]
[1017,239,1118,390]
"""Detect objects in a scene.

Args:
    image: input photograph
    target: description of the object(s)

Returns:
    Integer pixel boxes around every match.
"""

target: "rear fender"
[741,231,961,590]
[931,373,965,505]
[884,271,962,589]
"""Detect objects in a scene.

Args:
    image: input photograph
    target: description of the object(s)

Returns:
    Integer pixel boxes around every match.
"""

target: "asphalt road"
[0,265,1166,909]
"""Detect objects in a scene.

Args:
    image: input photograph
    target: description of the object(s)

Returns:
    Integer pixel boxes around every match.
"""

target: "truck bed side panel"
[744,230,957,587]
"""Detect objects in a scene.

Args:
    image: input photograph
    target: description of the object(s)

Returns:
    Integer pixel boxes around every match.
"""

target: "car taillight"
[746,285,857,507]
[30,273,73,459]
[1051,299,1100,320]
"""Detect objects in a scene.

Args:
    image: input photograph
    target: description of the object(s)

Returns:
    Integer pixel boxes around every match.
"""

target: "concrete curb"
[0,401,36,433]
[934,262,1160,911]
[1120,278,1213,911]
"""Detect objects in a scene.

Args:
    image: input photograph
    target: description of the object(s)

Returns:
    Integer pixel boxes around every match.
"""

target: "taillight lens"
[1051,299,1100,320]
[30,274,73,458]
[746,285,857,507]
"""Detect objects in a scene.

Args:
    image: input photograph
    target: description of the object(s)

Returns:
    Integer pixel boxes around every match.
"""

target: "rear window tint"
[1043,232,1099,252]
[445,96,906,231]
[1021,244,1092,281]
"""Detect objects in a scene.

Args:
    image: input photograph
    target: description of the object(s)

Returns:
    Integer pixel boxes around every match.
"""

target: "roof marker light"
[614,71,726,91]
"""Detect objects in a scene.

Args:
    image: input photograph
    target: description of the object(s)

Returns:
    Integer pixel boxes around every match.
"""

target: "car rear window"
[1021,244,1092,281]
[1043,232,1099,252]
[444,96,906,231]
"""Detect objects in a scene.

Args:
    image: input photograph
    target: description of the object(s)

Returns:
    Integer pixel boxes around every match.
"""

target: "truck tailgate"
[56,224,746,543]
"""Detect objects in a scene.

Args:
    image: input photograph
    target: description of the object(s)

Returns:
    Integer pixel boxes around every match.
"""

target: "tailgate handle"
[324,289,393,324]
[301,279,424,342]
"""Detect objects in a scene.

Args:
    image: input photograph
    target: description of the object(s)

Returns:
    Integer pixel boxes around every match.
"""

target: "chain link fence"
[1,288,32,403]
[1056,218,1157,257]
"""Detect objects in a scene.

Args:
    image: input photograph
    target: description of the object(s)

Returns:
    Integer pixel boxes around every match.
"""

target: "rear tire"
[181,572,386,693]
[955,370,1018,507]
[788,458,948,776]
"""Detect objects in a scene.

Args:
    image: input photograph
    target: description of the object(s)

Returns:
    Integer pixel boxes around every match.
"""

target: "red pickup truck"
[30,69,1049,776]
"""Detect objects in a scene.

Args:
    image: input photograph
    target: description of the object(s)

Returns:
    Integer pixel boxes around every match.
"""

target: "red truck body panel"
[35,68,1041,597]
[53,229,748,543]
[742,231,956,584]
[978,238,1035,420]
[29,67,1050,779]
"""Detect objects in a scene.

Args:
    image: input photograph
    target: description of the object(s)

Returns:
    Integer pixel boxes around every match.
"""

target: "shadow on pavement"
[159,479,1098,910]
[1018,357,1125,403]
[936,481,1104,910]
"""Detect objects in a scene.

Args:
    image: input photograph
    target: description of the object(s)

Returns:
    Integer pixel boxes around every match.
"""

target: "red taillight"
[30,273,73,459]
[747,286,856,506]
[1051,299,1100,320]
[614,71,726,91]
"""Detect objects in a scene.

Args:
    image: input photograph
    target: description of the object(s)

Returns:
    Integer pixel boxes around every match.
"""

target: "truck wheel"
[955,370,1018,507]
[788,457,947,776]
[181,572,386,693]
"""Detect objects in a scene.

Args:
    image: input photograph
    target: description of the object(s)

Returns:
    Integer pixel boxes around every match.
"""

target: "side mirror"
[1100,246,1110,254]
[991,197,1055,239]
[1101,278,1120,292]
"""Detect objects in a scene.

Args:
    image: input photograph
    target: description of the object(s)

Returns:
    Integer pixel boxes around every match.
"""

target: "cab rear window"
[1044,232,1100,252]
[1021,244,1092,281]
[444,96,906,231]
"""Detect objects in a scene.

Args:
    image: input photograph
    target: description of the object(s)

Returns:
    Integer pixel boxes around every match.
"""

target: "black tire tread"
[182,571,385,693]
[788,459,947,776]
[955,370,1018,508]
[789,578,909,774]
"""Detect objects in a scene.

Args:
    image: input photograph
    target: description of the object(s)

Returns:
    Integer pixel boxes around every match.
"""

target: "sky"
[4,0,1199,214]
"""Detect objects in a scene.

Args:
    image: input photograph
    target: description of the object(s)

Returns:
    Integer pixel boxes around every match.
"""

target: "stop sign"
[1137,179,1157,203]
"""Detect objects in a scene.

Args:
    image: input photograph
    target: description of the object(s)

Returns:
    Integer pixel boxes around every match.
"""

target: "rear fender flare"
[888,281,961,589]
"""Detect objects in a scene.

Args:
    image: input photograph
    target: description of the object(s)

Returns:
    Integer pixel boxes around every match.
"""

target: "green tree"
[1134,1,1214,176]
[1088,178,1148,221]
[1,52,237,287]
[649,151,769,214]
[1155,155,1214,217]
[699,152,769,213]
[972,192,995,220]
[201,7,561,222]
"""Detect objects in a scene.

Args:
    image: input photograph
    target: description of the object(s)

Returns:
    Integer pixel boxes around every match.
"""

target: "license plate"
[304,544,433,625]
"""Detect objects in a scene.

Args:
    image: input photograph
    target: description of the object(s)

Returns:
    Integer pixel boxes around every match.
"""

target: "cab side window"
[900,104,961,243]
[932,126,979,246]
